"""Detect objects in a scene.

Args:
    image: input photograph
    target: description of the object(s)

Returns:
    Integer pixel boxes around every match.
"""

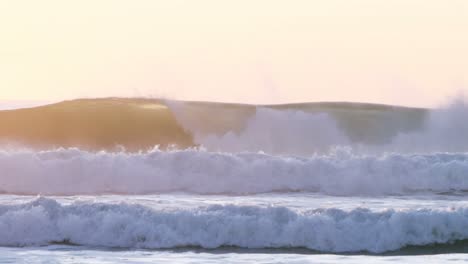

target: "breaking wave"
[2,98,468,256]
[388,99,468,153]
[1,197,468,253]
[1,148,468,196]
[3,97,468,155]
[188,108,349,155]
[168,98,468,155]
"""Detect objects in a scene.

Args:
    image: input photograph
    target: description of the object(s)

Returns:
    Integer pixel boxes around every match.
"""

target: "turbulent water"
[2,148,468,196]
[1,98,468,263]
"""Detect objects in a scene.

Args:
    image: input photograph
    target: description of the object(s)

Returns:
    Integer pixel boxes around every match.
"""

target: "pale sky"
[1,0,467,107]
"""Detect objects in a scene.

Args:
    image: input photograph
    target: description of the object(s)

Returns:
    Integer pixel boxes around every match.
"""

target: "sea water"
[2,100,468,263]
[0,193,468,263]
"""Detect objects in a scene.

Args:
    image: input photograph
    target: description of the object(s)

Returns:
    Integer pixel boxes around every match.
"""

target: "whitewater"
[1,148,468,196]
[2,195,468,253]
[1,99,468,263]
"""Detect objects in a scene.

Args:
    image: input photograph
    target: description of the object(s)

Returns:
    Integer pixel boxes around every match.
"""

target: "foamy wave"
[169,98,468,154]
[1,197,468,253]
[389,99,468,153]
[1,148,468,195]
[192,108,349,155]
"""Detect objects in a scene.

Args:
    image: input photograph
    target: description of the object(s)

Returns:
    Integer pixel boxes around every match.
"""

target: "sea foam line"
[1,197,468,253]
[1,148,468,196]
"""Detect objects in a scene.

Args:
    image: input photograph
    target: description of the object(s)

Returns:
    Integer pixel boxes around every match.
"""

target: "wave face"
[1,148,468,196]
[0,98,431,153]
[3,97,468,155]
[1,197,467,253]
[169,98,468,155]
[168,100,428,155]
[187,108,350,155]
[0,98,193,151]
[388,99,468,153]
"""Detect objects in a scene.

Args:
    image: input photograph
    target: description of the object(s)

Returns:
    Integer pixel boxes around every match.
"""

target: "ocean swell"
[168,98,468,155]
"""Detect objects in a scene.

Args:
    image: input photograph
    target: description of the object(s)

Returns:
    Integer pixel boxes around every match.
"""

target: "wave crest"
[1,148,468,196]
[1,197,468,253]
[169,98,468,154]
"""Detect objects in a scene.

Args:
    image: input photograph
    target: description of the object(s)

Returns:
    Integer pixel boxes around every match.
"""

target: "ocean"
[1,98,468,263]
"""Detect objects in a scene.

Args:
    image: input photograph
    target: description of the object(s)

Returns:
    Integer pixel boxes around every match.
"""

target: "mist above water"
[191,108,349,155]
[1,97,468,196]
[389,98,468,153]
[169,98,468,155]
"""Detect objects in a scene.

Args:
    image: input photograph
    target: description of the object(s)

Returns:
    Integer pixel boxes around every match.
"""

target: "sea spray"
[1,148,468,195]
[167,98,468,154]
[1,197,468,253]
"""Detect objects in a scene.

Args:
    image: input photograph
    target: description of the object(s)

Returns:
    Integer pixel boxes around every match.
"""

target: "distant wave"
[0,98,430,153]
[170,99,468,154]
[388,99,468,153]
[1,148,468,196]
[168,100,427,154]
[1,197,468,253]
[3,97,468,155]
[180,108,350,155]
[0,98,193,151]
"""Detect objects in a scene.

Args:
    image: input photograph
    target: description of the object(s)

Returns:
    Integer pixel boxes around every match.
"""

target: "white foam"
[194,108,349,155]
[1,148,468,195]
[389,99,468,153]
[168,99,468,155]
[1,197,468,253]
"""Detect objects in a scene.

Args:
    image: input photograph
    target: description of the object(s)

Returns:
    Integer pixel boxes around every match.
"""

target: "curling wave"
[1,197,468,253]
[0,98,430,154]
[3,97,468,154]
[1,148,468,196]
